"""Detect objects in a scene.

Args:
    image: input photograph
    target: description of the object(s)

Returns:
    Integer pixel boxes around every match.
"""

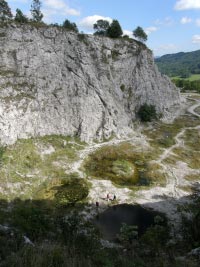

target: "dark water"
[94,204,164,241]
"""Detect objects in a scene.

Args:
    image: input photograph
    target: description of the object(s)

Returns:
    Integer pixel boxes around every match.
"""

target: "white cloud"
[79,15,112,30]
[123,30,132,37]
[175,0,200,10]
[153,44,179,56]
[145,26,158,35]
[154,17,174,26]
[9,0,28,3]
[192,34,200,43]
[43,0,80,16]
[180,17,192,24]
[196,19,200,26]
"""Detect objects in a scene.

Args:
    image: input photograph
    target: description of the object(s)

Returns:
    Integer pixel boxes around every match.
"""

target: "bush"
[107,19,123,38]
[15,9,28,23]
[62,19,78,32]
[138,104,157,122]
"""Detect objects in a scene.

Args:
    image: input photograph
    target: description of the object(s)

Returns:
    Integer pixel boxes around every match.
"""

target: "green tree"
[30,0,43,22]
[93,19,110,36]
[107,19,123,38]
[118,223,138,245]
[133,26,147,43]
[62,19,78,32]
[0,0,12,22]
[138,103,157,122]
[15,8,28,23]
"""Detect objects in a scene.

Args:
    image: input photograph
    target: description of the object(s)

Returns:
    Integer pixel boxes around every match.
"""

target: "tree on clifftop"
[63,19,78,32]
[107,20,123,38]
[133,26,147,43]
[30,0,43,22]
[93,19,110,36]
[15,9,29,23]
[0,0,13,22]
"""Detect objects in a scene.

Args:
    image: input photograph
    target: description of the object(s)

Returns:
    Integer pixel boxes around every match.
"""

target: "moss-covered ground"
[0,135,86,200]
[84,142,165,188]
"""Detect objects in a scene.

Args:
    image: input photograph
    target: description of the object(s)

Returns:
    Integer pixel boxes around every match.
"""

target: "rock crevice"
[0,25,180,144]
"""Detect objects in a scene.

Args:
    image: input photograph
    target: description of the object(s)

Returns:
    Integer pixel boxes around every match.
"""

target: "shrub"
[107,19,123,38]
[138,104,157,122]
[62,19,78,32]
[14,9,28,23]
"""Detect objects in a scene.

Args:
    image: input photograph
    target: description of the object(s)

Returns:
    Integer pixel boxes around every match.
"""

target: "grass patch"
[184,129,200,150]
[0,136,86,200]
[172,74,200,81]
[172,147,200,169]
[35,172,90,206]
[84,142,165,188]
[185,173,200,181]
[143,115,199,149]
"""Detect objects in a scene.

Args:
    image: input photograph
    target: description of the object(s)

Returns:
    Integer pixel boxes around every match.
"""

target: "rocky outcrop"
[0,24,180,144]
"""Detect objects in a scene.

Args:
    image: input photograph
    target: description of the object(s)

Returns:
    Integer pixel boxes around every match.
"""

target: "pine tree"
[0,0,13,22]
[93,20,110,36]
[63,19,78,32]
[133,26,148,43]
[30,0,43,22]
[107,20,123,38]
[15,9,28,23]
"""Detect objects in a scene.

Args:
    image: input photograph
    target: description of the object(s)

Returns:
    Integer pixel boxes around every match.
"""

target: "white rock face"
[0,24,180,144]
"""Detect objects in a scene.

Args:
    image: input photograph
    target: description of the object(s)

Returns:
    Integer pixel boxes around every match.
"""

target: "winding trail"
[135,94,200,224]
[71,94,200,224]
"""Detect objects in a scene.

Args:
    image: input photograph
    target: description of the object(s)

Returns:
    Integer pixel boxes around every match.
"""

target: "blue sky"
[7,0,200,56]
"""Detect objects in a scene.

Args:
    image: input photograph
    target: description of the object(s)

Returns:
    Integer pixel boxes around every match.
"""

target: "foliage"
[172,78,200,93]
[62,19,78,32]
[133,26,147,43]
[0,0,12,22]
[54,174,90,205]
[138,104,157,122]
[93,19,110,36]
[118,223,138,244]
[30,0,43,22]
[15,9,29,23]
[107,19,123,38]
[155,49,200,77]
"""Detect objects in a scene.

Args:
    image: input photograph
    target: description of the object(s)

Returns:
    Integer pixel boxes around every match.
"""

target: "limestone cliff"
[0,24,180,144]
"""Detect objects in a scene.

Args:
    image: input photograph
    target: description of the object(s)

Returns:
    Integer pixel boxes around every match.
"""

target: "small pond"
[94,204,165,241]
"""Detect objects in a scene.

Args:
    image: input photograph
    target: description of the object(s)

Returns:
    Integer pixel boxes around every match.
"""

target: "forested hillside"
[155,50,200,77]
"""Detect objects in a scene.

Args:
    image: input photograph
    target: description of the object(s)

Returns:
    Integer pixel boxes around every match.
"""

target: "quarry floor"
[74,93,200,230]
[0,93,199,234]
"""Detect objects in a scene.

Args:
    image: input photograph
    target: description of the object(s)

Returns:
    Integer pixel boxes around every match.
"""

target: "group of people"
[95,193,116,207]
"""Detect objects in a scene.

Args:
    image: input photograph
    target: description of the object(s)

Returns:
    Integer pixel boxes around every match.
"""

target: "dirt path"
[71,94,200,224]
[135,94,200,223]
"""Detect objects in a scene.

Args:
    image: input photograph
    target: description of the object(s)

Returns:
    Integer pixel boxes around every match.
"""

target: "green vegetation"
[138,103,157,122]
[93,19,123,38]
[30,0,43,22]
[120,84,125,91]
[93,19,110,36]
[0,0,12,22]
[84,142,165,187]
[0,135,86,200]
[107,19,123,38]
[143,115,199,149]
[14,9,29,23]
[172,78,200,93]
[133,26,147,43]
[172,74,200,81]
[62,19,78,32]
[36,172,90,206]
[111,49,120,60]
[155,49,200,77]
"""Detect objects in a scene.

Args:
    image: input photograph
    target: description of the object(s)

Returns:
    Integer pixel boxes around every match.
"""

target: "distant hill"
[155,50,200,77]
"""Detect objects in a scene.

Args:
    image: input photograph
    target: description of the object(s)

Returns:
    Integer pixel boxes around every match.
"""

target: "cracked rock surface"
[0,24,180,144]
